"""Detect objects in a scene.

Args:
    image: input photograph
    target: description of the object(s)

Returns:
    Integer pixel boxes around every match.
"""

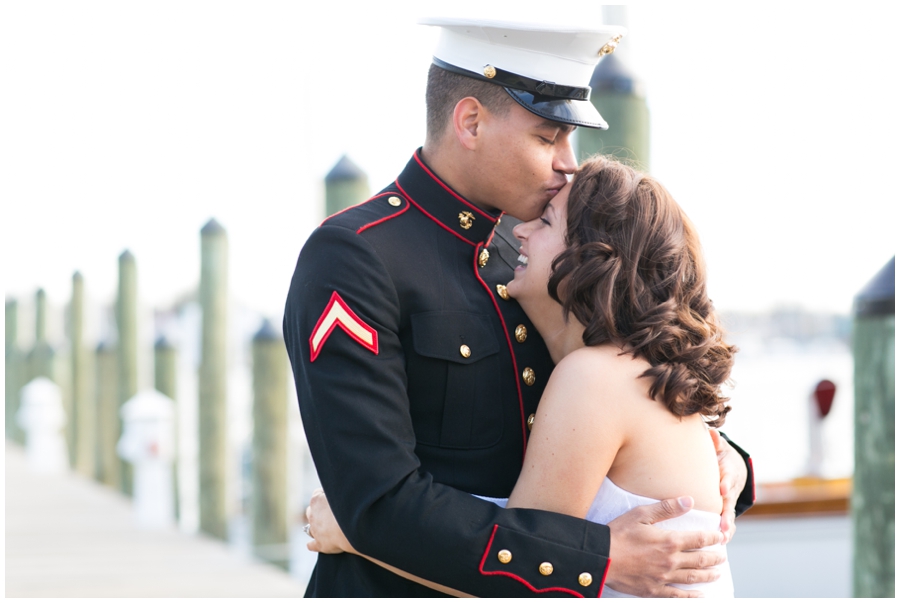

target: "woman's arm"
[507,349,625,515]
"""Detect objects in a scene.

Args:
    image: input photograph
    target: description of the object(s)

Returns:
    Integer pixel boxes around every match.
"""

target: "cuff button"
[498,549,512,564]
[539,562,553,576]
[579,572,593,587]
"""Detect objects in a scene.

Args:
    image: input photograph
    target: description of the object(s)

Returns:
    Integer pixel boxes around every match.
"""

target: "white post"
[117,389,176,529]
[806,393,825,477]
[17,377,68,474]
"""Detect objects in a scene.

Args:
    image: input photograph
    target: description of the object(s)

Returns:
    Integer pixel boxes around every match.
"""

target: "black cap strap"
[433,57,591,102]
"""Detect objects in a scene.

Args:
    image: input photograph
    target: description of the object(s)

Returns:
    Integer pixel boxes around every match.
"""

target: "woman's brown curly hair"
[548,156,736,427]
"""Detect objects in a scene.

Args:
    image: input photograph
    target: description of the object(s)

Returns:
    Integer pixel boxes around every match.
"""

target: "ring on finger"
[302,523,313,538]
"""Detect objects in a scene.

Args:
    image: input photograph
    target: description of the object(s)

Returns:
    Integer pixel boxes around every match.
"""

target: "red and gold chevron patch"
[309,291,379,362]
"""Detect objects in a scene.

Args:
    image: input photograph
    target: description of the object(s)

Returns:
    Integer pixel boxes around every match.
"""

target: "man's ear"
[452,97,485,151]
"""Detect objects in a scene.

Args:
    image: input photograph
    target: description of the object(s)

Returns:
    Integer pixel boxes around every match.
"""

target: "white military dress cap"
[419,17,626,129]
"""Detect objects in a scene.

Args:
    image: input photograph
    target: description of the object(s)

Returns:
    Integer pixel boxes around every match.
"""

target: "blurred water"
[721,334,853,483]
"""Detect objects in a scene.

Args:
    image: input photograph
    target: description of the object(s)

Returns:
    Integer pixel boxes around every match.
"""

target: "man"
[284,17,754,597]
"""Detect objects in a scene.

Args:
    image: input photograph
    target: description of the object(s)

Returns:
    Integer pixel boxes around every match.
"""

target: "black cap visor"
[505,88,608,130]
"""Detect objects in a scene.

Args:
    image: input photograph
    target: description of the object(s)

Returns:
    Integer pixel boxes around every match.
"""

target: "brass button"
[498,549,512,564]
[522,367,535,386]
[483,64,497,79]
[459,344,471,358]
[478,249,490,268]
[539,562,554,576]
[458,211,475,230]
[527,413,535,431]
[578,572,593,587]
[514,324,527,343]
[388,196,401,207]
[496,284,510,300]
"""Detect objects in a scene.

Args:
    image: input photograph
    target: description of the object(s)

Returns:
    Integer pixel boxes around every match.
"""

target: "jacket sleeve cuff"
[479,524,611,597]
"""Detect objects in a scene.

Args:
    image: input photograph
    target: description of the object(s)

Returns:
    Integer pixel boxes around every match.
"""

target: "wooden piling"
[578,9,650,170]
[6,299,24,443]
[325,155,369,217]
[199,219,229,540]
[117,251,138,495]
[28,289,55,382]
[71,271,94,476]
[155,335,179,520]
[251,320,289,570]
[95,341,119,487]
[852,256,895,598]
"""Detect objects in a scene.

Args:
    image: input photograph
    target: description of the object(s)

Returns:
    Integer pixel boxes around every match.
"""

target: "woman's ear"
[452,97,484,151]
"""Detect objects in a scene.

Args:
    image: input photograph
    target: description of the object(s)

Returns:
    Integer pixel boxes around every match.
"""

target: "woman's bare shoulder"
[554,345,651,392]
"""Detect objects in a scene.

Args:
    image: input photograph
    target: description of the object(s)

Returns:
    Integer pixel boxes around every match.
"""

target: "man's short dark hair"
[425,64,514,142]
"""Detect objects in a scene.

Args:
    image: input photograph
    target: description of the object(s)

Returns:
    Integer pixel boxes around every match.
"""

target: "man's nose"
[554,134,577,175]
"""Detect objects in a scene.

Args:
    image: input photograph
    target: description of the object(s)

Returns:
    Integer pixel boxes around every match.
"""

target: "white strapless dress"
[477,477,734,598]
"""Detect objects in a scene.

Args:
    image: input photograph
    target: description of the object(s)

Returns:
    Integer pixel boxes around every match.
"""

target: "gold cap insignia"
[598,34,623,56]
[458,211,475,230]
[483,65,497,79]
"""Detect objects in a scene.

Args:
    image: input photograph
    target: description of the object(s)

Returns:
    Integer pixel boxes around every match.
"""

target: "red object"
[814,380,837,418]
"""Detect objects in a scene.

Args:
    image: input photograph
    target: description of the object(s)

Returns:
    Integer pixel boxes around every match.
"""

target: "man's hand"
[710,429,748,542]
[305,488,356,555]
[606,496,726,598]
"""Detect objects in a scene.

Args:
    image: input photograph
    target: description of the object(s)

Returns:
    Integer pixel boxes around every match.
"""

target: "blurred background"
[3,1,895,598]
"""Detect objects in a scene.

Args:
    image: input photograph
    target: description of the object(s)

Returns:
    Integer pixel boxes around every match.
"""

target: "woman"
[310,156,737,597]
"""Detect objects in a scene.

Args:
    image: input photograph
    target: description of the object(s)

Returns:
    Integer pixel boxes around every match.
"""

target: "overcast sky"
[2,2,897,331]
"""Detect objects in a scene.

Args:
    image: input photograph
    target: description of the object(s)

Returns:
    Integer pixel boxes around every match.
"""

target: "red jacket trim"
[478,524,592,597]
[749,457,756,502]
[396,178,480,247]
[309,291,379,362]
[413,150,497,222]
[598,557,612,596]
[356,192,410,234]
[473,247,527,460]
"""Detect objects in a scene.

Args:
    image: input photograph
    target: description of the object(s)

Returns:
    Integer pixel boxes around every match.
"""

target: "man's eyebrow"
[537,120,576,134]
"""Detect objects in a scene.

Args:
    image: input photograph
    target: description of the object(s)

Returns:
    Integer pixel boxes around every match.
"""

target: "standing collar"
[395,149,502,246]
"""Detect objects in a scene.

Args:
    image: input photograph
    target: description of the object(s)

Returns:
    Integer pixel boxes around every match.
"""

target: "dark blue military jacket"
[284,150,754,597]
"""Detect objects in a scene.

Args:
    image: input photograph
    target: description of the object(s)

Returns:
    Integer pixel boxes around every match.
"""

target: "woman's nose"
[512,220,531,242]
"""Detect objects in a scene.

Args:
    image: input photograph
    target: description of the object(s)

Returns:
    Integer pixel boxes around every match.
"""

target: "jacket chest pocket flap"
[409,312,503,449]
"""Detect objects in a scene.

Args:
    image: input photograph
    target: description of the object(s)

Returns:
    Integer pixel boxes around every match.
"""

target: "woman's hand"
[305,488,356,554]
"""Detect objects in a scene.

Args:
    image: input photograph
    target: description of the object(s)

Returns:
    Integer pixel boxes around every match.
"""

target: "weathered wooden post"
[155,335,179,520]
[70,271,95,476]
[577,6,650,169]
[852,256,895,597]
[95,341,120,487]
[117,251,139,495]
[6,299,24,443]
[28,289,55,382]
[199,218,229,540]
[251,319,289,569]
[325,154,369,217]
